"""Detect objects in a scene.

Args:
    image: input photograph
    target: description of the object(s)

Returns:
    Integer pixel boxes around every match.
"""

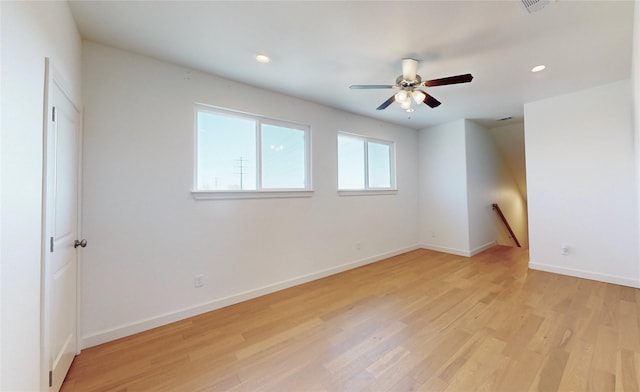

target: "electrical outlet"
[194,274,204,288]
[356,242,362,251]
[561,244,569,256]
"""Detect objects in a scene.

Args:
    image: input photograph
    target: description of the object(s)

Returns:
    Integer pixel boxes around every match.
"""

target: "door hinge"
[49,370,53,387]
[50,237,54,253]
[52,106,56,122]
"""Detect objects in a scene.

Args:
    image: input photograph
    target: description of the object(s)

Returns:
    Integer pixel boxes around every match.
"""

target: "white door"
[42,59,83,392]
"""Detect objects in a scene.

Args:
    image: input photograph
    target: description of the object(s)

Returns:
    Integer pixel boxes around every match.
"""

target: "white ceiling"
[68,0,634,130]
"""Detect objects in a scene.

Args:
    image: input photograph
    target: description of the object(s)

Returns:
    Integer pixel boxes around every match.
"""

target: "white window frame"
[337,131,397,196]
[192,104,313,200]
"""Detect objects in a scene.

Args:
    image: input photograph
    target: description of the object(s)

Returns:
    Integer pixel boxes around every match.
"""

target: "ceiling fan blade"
[423,73,473,87]
[422,92,442,108]
[376,95,396,110]
[402,58,418,81]
[350,84,395,89]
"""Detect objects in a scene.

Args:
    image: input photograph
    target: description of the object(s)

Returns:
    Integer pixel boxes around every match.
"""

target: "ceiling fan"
[350,58,473,112]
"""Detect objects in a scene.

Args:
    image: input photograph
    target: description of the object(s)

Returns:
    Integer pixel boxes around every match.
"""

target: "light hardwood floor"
[62,246,640,391]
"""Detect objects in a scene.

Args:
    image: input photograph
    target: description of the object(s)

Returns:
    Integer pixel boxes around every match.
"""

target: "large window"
[194,105,311,198]
[338,132,395,192]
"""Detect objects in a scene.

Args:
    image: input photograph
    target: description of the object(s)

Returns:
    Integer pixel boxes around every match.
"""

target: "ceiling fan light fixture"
[395,91,409,102]
[411,90,426,104]
[400,100,412,110]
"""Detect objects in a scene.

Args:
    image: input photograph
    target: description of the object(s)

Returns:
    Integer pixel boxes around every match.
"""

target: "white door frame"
[40,57,83,391]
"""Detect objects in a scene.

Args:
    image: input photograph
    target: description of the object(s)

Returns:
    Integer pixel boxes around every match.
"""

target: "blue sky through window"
[338,134,365,189]
[261,124,306,189]
[197,108,308,191]
[197,112,256,190]
[368,141,391,188]
[338,133,393,190]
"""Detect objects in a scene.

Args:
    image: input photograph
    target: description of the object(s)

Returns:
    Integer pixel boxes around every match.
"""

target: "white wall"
[489,122,527,199]
[487,122,529,248]
[525,79,639,287]
[492,154,529,249]
[634,1,640,258]
[80,42,420,347]
[418,119,525,255]
[418,120,471,255]
[0,2,82,390]
[465,120,501,253]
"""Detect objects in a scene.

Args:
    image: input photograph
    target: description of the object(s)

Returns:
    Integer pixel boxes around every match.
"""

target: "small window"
[194,105,311,199]
[338,132,396,192]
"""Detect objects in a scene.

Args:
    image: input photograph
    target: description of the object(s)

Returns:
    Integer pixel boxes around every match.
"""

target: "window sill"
[191,189,314,200]
[338,189,398,197]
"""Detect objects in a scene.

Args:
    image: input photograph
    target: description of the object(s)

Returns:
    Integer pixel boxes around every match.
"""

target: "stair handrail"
[492,203,521,248]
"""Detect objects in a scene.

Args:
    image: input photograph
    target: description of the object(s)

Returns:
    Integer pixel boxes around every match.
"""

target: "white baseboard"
[420,242,495,257]
[421,243,472,257]
[529,261,640,289]
[80,244,421,349]
[470,241,496,256]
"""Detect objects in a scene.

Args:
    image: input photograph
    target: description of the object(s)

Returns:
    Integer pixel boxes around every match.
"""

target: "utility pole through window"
[235,157,248,190]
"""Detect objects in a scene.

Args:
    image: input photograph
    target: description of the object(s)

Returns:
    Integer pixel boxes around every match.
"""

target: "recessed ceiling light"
[256,54,271,64]
[531,64,546,73]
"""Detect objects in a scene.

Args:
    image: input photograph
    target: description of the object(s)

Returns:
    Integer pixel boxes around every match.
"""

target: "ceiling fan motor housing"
[396,74,422,88]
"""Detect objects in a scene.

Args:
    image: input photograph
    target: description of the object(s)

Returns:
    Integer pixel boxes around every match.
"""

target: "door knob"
[74,239,87,248]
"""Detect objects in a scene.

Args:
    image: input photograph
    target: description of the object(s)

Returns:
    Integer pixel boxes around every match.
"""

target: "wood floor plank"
[615,349,639,392]
[557,338,595,391]
[61,246,640,391]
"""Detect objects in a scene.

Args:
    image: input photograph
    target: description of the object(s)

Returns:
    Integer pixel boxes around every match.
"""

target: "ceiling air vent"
[521,0,549,13]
